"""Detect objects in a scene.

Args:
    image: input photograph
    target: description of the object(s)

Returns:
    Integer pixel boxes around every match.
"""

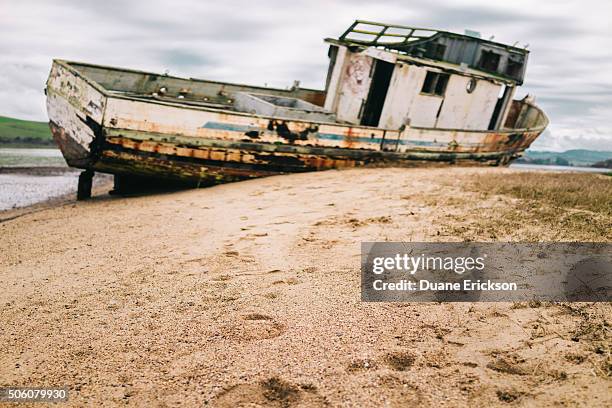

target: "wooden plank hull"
[46,60,549,185]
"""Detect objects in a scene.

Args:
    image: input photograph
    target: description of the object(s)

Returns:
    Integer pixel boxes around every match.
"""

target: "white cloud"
[0,0,610,151]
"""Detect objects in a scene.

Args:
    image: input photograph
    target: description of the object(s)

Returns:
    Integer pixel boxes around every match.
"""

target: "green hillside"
[0,115,54,147]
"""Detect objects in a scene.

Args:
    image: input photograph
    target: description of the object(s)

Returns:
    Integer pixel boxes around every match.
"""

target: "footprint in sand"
[219,314,285,341]
[346,358,378,373]
[376,375,423,405]
[244,313,273,321]
[272,277,300,285]
[486,354,528,376]
[383,351,416,371]
[496,389,524,403]
[211,274,232,282]
[213,377,326,407]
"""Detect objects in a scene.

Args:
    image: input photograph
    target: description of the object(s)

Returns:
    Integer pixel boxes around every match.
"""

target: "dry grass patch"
[450,171,612,240]
[469,172,611,216]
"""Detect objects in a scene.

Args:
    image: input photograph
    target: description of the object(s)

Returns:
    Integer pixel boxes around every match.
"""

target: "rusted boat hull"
[93,136,515,185]
[46,60,548,188]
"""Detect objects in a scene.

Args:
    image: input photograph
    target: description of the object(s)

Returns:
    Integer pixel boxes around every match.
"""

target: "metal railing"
[339,20,440,48]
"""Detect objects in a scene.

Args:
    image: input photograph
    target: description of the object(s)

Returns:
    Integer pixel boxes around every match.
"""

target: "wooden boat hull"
[46,60,549,186]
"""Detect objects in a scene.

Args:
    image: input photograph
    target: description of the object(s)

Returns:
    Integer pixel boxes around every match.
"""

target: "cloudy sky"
[1,0,611,151]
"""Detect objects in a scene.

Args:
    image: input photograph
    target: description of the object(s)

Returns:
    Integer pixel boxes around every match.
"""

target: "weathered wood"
[45,22,547,186]
[77,170,93,200]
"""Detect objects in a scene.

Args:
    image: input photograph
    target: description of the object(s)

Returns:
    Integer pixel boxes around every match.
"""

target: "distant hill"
[591,159,612,169]
[0,116,54,147]
[516,149,612,167]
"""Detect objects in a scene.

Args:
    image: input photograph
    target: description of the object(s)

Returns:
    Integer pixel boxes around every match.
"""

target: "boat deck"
[70,61,329,116]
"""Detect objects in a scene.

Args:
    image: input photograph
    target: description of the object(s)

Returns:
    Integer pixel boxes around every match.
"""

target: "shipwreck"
[46,20,548,199]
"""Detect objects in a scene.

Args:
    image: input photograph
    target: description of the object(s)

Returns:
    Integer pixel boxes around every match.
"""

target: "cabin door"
[488,85,513,130]
[360,60,394,127]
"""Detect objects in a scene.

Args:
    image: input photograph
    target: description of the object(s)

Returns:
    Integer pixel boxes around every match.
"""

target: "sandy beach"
[1,167,610,407]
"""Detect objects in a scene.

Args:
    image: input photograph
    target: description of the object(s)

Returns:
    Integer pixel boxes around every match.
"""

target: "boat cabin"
[322,20,530,131]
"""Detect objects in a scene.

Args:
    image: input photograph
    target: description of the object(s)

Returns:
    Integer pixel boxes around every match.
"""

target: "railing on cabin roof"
[339,20,441,49]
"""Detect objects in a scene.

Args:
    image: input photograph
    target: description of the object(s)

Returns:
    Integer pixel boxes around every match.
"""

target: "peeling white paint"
[334,52,373,124]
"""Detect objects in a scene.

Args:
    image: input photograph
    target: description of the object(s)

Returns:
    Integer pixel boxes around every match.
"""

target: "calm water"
[0,148,78,211]
[510,163,610,173]
[0,147,67,167]
[0,172,80,211]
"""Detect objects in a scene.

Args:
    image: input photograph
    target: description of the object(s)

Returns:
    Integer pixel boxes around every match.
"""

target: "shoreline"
[510,162,611,173]
[0,162,609,221]
[0,169,113,221]
[0,165,76,175]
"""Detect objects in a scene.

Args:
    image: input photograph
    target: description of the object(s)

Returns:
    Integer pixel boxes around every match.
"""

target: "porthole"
[466,78,477,93]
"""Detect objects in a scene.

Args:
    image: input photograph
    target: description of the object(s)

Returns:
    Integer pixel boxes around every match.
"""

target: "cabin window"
[426,43,446,60]
[421,71,449,96]
[506,56,523,78]
[478,50,501,72]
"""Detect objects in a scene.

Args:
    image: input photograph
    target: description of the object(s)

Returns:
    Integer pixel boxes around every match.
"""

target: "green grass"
[0,116,54,147]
